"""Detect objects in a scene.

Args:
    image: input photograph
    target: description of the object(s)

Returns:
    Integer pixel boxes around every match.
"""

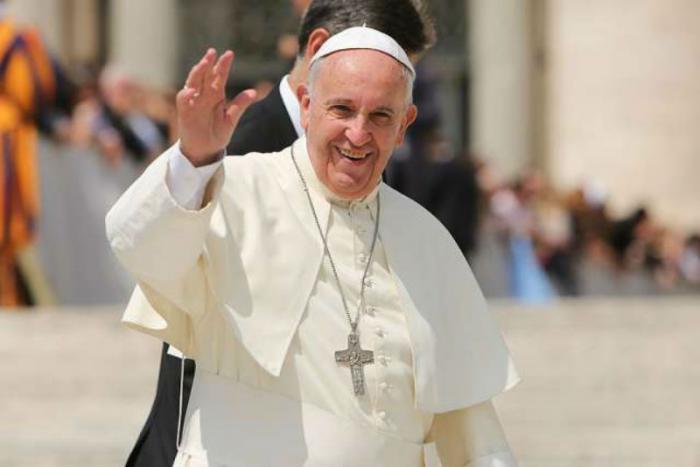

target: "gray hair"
[307,54,414,107]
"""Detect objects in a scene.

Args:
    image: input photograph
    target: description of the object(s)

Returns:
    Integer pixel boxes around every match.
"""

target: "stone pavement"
[1,297,699,467]
[0,307,159,467]
[495,297,700,467]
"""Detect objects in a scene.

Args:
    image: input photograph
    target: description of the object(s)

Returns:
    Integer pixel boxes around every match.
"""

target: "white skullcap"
[309,26,415,77]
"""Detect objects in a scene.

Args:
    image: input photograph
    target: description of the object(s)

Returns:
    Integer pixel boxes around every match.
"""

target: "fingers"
[182,49,234,106]
[202,51,218,95]
[184,48,215,92]
[177,49,246,123]
[210,50,234,95]
[225,89,258,128]
[175,86,198,111]
[178,48,233,112]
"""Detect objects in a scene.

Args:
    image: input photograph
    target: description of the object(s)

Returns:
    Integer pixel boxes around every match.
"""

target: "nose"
[344,115,372,147]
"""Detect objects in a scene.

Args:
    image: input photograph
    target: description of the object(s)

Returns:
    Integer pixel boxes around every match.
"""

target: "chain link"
[291,146,380,332]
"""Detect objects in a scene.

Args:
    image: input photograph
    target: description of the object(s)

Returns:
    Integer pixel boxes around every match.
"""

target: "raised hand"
[176,49,257,166]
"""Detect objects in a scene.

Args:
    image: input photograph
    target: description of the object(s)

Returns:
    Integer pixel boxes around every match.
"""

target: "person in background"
[385,60,481,260]
[679,234,700,286]
[91,66,170,166]
[0,2,69,307]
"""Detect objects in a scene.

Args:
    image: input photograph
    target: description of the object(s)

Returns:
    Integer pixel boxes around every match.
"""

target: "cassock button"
[365,306,376,316]
[375,327,384,338]
[364,278,374,288]
[377,411,387,421]
[379,381,389,392]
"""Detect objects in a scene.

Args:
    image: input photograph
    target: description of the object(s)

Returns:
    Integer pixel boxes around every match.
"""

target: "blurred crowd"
[390,124,700,301]
[388,128,700,302]
[479,165,700,299]
[387,61,700,301]
[67,66,176,167]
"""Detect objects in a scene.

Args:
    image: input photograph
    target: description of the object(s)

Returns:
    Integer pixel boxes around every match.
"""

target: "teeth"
[337,147,368,160]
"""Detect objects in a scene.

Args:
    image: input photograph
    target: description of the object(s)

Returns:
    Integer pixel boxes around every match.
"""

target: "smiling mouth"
[336,146,371,161]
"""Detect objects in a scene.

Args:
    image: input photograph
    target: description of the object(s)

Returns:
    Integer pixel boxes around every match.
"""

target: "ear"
[298,83,311,130]
[304,28,331,62]
[395,104,418,146]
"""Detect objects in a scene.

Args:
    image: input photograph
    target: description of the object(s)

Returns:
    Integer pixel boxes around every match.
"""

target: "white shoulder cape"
[109,138,519,413]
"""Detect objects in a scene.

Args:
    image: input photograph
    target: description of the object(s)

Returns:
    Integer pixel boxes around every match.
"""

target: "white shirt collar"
[279,75,304,138]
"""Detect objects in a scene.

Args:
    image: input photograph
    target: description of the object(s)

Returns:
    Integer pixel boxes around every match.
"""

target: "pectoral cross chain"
[335,332,374,395]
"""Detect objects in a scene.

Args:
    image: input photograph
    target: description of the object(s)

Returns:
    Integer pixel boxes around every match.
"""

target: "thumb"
[225,89,258,128]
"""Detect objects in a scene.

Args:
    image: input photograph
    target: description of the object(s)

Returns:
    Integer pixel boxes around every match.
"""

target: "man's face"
[300,49,417,199]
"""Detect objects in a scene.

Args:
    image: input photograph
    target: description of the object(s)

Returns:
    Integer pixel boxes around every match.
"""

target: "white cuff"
[166,141,224,210]
[465,451,518,467]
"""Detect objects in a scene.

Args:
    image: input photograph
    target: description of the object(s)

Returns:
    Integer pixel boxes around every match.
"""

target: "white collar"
[279,75,304,138]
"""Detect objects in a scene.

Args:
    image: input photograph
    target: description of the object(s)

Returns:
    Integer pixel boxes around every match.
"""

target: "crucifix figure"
[335,332,374,395]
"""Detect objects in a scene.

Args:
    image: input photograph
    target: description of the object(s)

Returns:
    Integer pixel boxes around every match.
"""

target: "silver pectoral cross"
[335,332,374,395]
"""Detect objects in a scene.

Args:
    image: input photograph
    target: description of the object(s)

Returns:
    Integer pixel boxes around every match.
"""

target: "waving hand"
[177,49,257,166]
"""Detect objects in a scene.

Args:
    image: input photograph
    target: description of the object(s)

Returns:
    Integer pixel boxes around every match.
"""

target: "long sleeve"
[166,142,223,209]
[105,142,224,322]
[427,401,518,467]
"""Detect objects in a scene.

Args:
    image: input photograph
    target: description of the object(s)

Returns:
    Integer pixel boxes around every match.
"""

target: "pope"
[107,26,520,467]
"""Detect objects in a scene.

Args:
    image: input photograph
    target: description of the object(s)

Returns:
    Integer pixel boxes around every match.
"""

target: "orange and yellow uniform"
[0,19,56,306]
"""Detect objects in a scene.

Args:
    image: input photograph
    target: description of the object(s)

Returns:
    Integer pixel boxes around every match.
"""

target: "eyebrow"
[372,107,395,115]
[324,98,353,106]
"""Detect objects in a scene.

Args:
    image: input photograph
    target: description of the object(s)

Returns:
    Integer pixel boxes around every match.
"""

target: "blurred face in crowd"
[100,70,140,114]
[300,49,417,199]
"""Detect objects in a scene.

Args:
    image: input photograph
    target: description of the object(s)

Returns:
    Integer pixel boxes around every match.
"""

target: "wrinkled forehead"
[321,48,407,78]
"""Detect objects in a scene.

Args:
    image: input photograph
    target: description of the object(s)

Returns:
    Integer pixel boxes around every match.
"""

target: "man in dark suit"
[125,1,434,466]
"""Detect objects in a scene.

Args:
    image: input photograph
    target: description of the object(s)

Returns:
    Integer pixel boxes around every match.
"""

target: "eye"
[370,112,393,126]
[329,104,353,118]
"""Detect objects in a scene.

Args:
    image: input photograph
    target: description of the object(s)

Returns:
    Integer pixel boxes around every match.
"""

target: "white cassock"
[106,137,520,467]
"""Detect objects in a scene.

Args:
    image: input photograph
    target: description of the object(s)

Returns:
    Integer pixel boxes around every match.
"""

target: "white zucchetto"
[309,26,415,77]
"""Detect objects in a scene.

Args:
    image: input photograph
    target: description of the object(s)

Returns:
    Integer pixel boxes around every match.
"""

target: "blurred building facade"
[9,0,700,232]
[545,1,700,233]
[469,0,700,233]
